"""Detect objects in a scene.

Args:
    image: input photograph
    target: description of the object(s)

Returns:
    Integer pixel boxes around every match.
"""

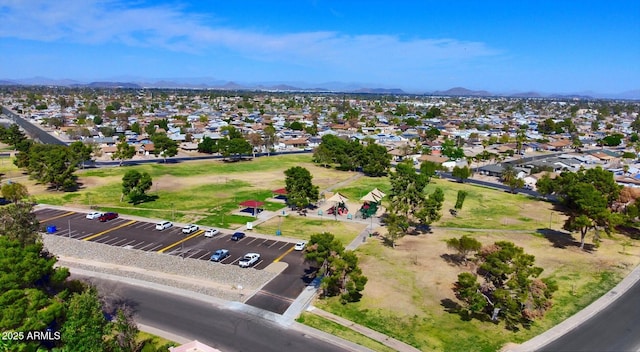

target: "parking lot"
[36,207,311,314]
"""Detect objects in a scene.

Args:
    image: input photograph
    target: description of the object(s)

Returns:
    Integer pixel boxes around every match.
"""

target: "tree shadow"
[440,253,464,266]
[536,228,595,252]
[440,298,461,314]
[129,194,159,205]
[615,225,640,240]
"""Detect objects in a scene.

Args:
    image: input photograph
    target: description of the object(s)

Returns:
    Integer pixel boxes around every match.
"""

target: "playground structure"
[359,188,386,219]
[327,201,349,216]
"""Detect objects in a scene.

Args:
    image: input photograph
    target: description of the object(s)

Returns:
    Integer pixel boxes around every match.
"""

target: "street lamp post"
[68,219,71,238]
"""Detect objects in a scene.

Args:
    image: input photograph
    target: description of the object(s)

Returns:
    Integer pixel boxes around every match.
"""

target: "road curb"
[506,263,640,351]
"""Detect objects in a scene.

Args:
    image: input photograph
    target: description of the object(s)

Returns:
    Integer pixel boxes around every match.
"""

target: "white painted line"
[278,242,289,250]
[108,238,128,246]
[93,235,112,243]
[186,250,202,259]
[137,242,155,250]
[247,238,259,245]
[197,252,211,260]
[149,244,164,251]
[122,239,137,247]
[267,241,278,248]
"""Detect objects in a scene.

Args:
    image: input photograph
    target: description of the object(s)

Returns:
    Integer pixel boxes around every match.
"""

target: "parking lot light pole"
[68,219,71,238]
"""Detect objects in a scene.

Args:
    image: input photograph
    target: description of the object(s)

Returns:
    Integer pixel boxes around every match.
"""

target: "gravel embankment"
[42,234,279,302]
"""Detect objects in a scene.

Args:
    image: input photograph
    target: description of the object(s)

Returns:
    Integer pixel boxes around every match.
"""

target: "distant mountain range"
[0,77,638,100]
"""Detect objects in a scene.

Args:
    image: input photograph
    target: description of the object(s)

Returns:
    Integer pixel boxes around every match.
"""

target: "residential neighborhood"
[2,87,640,191]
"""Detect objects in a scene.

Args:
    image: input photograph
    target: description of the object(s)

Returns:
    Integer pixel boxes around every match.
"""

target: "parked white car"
[294,241,307,251]
[203,228,220,238]
[238,253,260,268]
[86,211,103,220]
[182,224,199,234]
[155,221,173,231]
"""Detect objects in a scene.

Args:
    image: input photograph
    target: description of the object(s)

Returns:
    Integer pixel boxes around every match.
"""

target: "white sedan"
[182,224,200,234]
[86,211,102,220]
[294,241,307,251]
[238,253,260,268]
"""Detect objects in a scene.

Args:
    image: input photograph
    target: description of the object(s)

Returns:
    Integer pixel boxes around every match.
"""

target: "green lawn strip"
[254,216,363,245]
[333,176,391,200]
[136,331,177,351]
[80,154,313,178]
[296,313,398,352]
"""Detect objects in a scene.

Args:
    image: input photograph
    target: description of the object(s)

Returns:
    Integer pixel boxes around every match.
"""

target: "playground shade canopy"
[238,200,264,208]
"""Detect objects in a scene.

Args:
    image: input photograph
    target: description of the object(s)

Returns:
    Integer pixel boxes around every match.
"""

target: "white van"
[155,221,173,231]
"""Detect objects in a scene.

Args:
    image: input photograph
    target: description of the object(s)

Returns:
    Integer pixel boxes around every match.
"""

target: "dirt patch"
[358,228,640,317]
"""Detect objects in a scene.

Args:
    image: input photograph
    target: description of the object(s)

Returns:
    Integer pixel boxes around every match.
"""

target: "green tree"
[220,137,252,161]
[501,165,524,193]
[305,232,367,302]
[112,138,136,166]
[441,138,465,160]
[61,287,109,352]
[4,124,26,149]
[247,133,263,158]
[360,142,391,177]
[122,170,153,204]
[263,125,279,156]
[446,235,481,263]
[420,161,439,182]
[454,190,468,210]
[0,236,68,351]
[0,203,40,246]
[284,166,319,209]
[537,167,622,249]
[151,133,178,162]
[130,121,141,135]
[1,182,29,204]
[453,241,556,330]
[69,140,94,169]
[197,136,218,154]
[23,144,77,191]
[451,165,471,183]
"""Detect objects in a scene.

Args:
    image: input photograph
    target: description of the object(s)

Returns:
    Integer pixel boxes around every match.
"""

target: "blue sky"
[0,0,638,93]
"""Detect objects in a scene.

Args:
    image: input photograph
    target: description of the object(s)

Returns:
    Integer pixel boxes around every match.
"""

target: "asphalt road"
[35,207,312,314]
[77,275,347,352]
[539,278,640,352]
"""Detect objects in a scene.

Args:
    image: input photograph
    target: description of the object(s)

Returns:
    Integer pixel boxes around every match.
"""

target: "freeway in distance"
[79,275,350,352]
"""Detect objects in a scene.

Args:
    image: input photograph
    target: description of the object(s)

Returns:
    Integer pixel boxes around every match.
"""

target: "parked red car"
[99,212,118,222]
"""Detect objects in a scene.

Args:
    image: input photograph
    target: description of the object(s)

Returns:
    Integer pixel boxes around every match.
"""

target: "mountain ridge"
[0,77,638,100]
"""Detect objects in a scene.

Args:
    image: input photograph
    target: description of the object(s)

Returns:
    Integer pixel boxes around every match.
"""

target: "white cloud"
[0,0,501,72]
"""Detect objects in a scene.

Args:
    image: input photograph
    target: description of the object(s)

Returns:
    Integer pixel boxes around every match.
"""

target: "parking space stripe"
[40,211,75,223]
[197,252,211,260]
[83,220,136,241]
[122,240,137,247]
[111,238,129,246]
[149,244,164,251]
[93,236,111,243]
[157,230,205,253]
[273,246,295,263]
[278,242,289,250]
[187,250,202,259]
[247,238,259,245]
[267,241,278,248]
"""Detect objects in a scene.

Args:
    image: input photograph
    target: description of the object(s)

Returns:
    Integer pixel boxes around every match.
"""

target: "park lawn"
[310,223,640,352]
[136,331,177,351]
[254,215,367,245]
[333,176,391,200]
[429,177,565,231]
[30,154,352,229]
[297,313,398,352]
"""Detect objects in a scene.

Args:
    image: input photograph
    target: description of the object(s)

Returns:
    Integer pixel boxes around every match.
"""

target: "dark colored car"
[99,212,118,222]
[230,232,245,241]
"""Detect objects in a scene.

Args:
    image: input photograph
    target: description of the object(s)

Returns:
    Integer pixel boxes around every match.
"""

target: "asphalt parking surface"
[35,208,312,314]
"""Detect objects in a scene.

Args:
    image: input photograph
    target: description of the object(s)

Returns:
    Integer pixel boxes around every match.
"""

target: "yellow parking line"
[273,245,295,263]
[41,211,75,223]
[157,230,205,253]
[83,220,136,241]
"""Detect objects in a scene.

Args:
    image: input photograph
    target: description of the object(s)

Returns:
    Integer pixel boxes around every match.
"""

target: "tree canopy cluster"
[197,126,253,160]
[0,123,28,149]
[304,232,367,303]
[385,161,445,247]
[453,240,557,330]
[536,167,622,249]
[122,170,153,204]
[284,166,319,209]
[313,134,391,176]
[0,202,173,351]
[14,140,93,191]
